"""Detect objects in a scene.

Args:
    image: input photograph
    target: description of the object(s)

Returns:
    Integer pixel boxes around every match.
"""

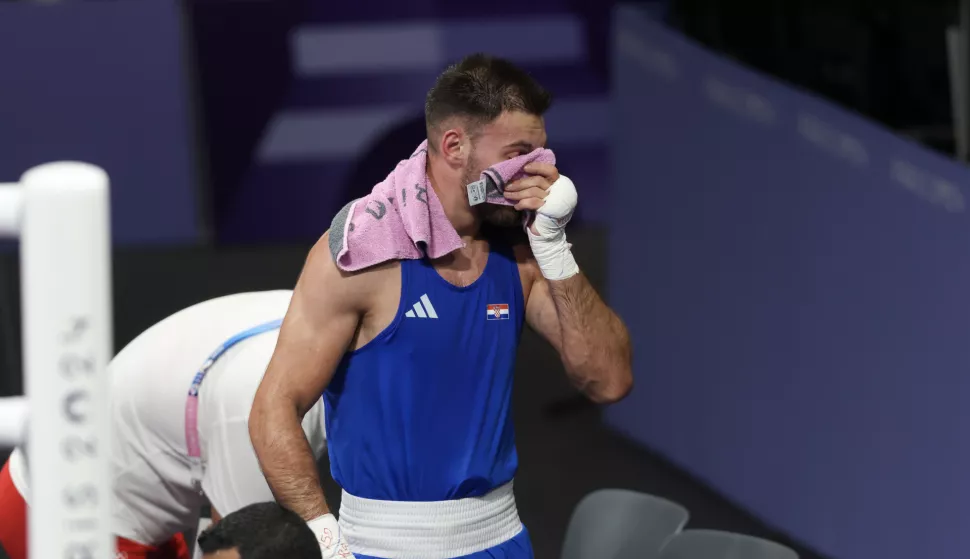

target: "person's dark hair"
[425,53,553,145]
[197,502,321,559]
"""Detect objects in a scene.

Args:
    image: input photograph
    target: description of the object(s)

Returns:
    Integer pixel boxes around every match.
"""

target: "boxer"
[0,291,327,559]
[250,54,633,559]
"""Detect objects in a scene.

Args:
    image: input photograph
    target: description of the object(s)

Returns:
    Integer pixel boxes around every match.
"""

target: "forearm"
[249,399,329,520]
[524,172,631,401]
[547,273,632,402]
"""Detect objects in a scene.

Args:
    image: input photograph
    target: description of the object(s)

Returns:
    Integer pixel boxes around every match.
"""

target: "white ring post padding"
[0,183,23,237]
[0,396,28,447]
[20,162,113,559]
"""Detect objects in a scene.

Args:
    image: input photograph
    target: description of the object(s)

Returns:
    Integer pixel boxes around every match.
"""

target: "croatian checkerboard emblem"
[486,304,509,320]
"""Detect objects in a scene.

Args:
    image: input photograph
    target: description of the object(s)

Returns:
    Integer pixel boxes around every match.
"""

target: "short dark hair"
[425,53,553,141]
[197,503,321,559]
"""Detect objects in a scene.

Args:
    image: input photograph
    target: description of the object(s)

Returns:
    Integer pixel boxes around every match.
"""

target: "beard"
[480,205,522,228]
[461,152,523,229]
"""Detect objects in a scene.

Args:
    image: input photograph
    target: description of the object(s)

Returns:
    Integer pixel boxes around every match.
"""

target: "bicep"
[260,234,362,414]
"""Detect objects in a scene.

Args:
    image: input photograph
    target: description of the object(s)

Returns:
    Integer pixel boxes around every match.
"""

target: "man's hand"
[307,514,356,559]
[503,162,560,235]
[505,162,579,281]
[504,162,577,237]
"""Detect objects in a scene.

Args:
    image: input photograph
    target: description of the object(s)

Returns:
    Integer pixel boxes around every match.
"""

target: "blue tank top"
[324,241,525,502]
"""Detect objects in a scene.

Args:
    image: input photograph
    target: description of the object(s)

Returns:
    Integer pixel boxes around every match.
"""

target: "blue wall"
[608,7,970,559]
[0,0,202,246]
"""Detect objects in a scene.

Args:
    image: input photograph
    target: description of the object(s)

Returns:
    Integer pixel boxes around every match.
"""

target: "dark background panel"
[668,0,958,154]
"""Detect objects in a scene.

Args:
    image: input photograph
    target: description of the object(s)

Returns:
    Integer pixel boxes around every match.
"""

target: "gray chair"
[561,489,690,559]
[659,529,799,559]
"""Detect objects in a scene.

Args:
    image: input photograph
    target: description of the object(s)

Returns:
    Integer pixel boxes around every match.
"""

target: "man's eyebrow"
[503,141,535,152]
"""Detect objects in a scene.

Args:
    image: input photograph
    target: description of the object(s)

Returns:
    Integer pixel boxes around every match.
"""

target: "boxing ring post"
[0,162,113,559]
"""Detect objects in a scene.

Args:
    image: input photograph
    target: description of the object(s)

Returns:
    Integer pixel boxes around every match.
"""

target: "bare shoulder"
[300,231,399,312]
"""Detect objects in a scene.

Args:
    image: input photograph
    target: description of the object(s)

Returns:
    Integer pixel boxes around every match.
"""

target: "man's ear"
[438,128,468,166]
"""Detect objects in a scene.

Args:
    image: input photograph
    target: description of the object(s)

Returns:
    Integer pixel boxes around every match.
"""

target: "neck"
[427,154,482,240]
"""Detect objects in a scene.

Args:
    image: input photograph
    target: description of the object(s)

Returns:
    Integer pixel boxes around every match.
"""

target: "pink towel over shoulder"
[329,140,555,272]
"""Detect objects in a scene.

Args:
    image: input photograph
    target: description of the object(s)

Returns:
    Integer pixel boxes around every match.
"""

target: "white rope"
[0,183,22,236]
[0,396,27,447]
[1,162,113,559]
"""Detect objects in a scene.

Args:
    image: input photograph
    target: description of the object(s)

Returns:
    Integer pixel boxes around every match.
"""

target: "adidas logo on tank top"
[404,293,438,319]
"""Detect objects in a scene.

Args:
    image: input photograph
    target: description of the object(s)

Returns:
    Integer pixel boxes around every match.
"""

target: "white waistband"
[338,481,523,559]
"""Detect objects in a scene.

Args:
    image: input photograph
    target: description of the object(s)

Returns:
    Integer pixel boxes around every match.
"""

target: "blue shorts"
[354,527,534,559]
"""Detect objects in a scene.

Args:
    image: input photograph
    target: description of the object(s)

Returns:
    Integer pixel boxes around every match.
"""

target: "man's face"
[461,111,547,228]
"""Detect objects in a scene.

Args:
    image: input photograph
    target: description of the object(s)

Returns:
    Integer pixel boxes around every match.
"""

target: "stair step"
[290,16,586,78]
[300,3,570,25]
[283,64,606,110]
[258,96,608,164]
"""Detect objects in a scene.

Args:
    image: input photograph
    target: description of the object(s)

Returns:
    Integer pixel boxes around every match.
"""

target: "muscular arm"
[522,251,632,403]
[249,232,364,520]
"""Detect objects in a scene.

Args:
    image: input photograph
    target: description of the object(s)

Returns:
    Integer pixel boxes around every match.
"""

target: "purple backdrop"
[0,0,202,246]
[608,7,970,559]
[191,0,613,243]
[0,0,618,245]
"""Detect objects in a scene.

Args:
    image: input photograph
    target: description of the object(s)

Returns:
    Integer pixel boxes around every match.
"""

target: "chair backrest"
[659,529,799,559]
[561,489,690,559]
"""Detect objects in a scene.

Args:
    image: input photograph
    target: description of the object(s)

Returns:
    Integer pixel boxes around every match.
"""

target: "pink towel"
[329,140,556,271]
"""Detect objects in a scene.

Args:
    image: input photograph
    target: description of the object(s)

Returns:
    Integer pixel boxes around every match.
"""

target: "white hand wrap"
[307,513,356,559]
[528,174,579,281]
